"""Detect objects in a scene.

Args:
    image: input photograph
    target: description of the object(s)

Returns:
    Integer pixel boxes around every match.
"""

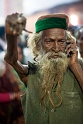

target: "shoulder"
[28,61,38,75]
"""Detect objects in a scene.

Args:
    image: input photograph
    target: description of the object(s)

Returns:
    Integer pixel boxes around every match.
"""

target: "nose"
[52,41,60,52]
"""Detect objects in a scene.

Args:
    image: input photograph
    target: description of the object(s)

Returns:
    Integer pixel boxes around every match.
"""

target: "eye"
[58,39,66,43]
[45,39,51,42]
[45,39,54,43]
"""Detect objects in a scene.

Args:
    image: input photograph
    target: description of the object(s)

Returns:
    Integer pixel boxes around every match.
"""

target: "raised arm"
[4,13,28,85]
[66,31,83,90]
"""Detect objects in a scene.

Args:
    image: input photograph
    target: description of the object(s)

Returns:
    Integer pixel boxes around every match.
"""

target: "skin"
[4,13,83,90]
[41,29,78,65]
[41,28,66,54]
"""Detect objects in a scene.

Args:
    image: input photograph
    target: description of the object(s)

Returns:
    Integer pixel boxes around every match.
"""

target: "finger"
[5,13,26,35]
[66,42,76,52]
[66,48,73,56]
[66,47,78,56]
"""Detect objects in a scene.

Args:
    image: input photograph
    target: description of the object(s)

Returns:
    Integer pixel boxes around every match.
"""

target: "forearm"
[12,61,28,85]
[4,34,28,85]
[70,63,83,90]
[4,34,18,64]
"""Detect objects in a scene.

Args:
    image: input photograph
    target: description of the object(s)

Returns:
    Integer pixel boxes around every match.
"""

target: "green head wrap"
[35,17,67,33]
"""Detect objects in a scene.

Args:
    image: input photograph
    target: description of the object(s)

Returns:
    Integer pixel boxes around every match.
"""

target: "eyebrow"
[44,37,66,41]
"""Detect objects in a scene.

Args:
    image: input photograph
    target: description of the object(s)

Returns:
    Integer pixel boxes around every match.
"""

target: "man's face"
[38,28,68,82]
[41,28,66,57]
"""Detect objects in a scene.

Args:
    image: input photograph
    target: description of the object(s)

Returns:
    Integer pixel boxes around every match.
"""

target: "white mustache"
[46,52,65,59]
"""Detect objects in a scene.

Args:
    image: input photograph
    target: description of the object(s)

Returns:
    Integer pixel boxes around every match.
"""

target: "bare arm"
[66,32,83,90]
[4,13,28,85]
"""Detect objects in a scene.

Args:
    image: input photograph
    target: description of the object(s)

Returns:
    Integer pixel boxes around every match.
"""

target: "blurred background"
[0,0,83,31]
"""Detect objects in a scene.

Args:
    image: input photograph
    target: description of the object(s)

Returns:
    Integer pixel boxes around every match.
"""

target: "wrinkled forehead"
[42,28,66,39]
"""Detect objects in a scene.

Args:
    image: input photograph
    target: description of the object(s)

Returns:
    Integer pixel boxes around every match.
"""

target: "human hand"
[5,13,26,36]
[65,32,78,67]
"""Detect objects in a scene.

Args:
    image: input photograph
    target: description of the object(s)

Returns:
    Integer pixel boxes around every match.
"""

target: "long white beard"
[38,51,69,110]
[39,51,68,78]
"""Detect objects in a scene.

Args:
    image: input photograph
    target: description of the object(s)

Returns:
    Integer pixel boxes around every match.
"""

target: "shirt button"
[51,109,54,112]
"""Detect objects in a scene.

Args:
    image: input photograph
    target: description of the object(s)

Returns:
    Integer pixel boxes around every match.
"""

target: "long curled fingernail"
[17,17,22,23]
[23,29,33,33]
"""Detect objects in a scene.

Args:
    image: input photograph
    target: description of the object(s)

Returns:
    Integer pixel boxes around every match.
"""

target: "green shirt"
[21,60,83,124]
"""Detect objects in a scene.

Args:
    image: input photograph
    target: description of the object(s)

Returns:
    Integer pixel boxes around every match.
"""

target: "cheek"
[45,44,53,49]
[59,43,66,52]
[43,42,54,51]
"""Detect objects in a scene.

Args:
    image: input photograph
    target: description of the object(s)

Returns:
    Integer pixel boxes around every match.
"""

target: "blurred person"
[0,62,22,107]
[4,13,83,124]
[17,36,34,63]
[23,46,34,63]
[13,42,26,91]
[0,26,7,52]
[75,26,83,58]
[68,26,78,36]
[17,42,24,64]
[17,36,25,48]
[0,27,26,123]
[0,61,25,124]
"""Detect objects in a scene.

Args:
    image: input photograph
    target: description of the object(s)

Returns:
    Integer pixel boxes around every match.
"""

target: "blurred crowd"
[0,26,33,124]
[68,25,83,58]
[0,22,83,124]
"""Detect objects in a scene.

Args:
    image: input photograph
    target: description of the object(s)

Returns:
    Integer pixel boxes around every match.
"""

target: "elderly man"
[4,13,83,124]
